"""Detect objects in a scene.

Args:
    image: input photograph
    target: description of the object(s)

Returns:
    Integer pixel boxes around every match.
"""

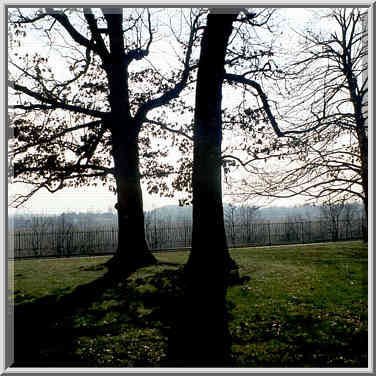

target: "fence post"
[301,222,304,244]
[268,222,272,246]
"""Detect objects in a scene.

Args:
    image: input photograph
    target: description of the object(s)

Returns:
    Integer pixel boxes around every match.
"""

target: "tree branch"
[45,8,108,60]
[10,120,103,156]
[133,11,201,125]
[83,8,110,59]
[145,118,193,141]
[9,80,109,119]
[224,72,285,137]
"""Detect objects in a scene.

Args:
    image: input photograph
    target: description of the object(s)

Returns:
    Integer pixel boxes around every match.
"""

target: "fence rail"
[8,219,367,259]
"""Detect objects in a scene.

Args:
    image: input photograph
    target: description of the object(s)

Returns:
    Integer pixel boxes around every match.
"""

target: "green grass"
[10,256,109,304]
[10,241,368,367]
[228,242,368,367]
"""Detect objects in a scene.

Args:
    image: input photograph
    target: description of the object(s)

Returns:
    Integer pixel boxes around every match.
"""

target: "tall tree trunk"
[352,96,368,241]
[343,55,368,224]
[186,12,238,276]
[357,130,368,241]
[107,127,157,273]
[167,12,238,367]
[104,11,157,273]
[357,128,368,222]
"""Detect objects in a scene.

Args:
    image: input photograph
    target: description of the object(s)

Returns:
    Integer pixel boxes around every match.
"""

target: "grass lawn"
[9,241,368,367]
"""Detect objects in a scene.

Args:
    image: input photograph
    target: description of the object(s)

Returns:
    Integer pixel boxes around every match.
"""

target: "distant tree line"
[9,211,117,230]
[9,201,366,259]
[9,201,365,231]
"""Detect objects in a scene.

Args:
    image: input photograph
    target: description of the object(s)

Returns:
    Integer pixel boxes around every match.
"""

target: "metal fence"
[8,218,366,259]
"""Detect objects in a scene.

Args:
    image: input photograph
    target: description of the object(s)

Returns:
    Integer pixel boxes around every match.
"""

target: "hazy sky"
[7,8,341,214]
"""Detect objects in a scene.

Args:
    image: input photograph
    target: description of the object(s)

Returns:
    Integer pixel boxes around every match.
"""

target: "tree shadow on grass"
[13,262,367,368]
[13,271,118,366]
[12,265,189,367]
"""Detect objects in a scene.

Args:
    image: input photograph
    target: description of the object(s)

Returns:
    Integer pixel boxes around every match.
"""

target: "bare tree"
[224,203,238,245]
[55,213,75,256]
[319,198,346,241]
[224,204,259,245]
[238,205,259,224]
[341,200,364,240]
[228,9,368,222]
[28,214,54,257]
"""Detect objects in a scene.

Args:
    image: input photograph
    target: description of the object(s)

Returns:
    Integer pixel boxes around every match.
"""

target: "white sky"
[6,7,350,214]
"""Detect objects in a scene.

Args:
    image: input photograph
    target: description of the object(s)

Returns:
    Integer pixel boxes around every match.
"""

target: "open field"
[9,241,368,367]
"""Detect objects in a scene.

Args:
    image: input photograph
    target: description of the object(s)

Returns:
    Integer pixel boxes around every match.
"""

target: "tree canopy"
[225,8,368,216]
[8,7,368,220]
[8,8,204,206]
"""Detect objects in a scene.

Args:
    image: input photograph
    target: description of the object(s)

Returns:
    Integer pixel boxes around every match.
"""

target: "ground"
[9,241,368,367]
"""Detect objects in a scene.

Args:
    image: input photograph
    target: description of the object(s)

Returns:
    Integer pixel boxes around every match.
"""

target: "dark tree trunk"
[358,134,368,242]
[107,128,157,273]
[359,140,368,243]
[186,12,238,276]
[357,128,368,225]
[104,11,157,273]
[343,53,368,225]
[352,98,368,242]
[167,13,238,367]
